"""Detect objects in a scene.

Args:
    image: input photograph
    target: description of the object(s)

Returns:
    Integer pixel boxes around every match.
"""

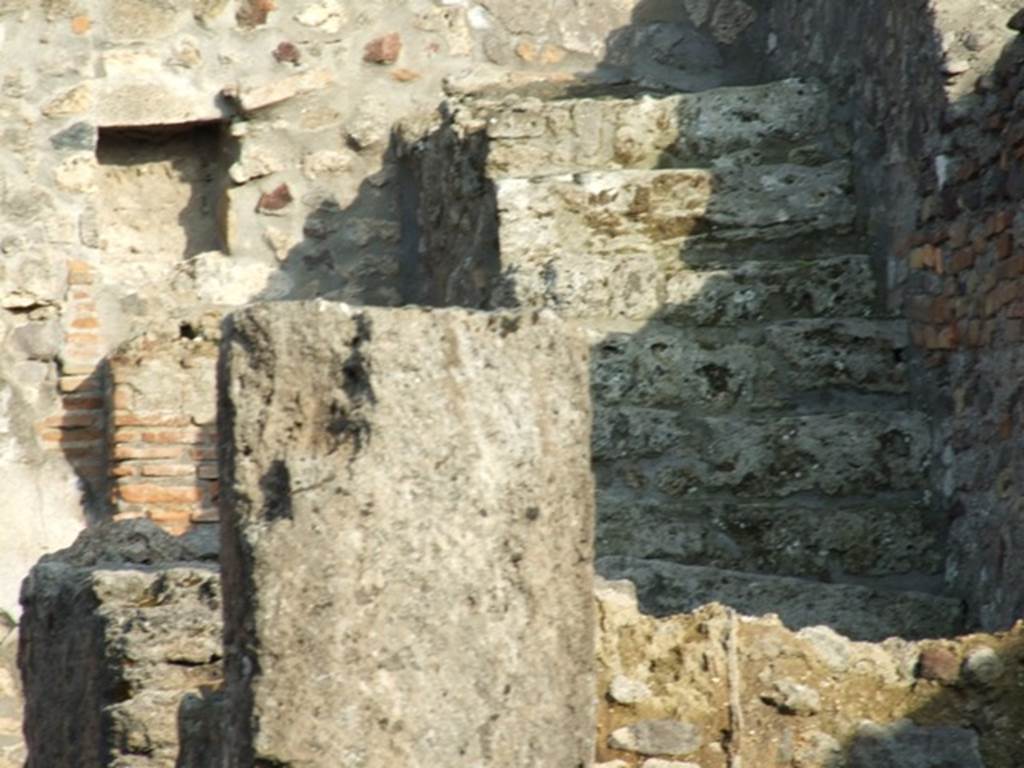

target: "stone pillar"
[218,302,595,767]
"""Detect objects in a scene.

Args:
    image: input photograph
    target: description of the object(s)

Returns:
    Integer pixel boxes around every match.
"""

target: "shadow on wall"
[58,122,236,527]
[401,0,948,631]
[395,1,1024,766]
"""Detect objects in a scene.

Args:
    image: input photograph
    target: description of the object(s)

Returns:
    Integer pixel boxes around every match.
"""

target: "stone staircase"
[409,77,965,643]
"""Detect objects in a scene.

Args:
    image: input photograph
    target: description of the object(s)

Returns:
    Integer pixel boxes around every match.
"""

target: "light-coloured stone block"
[219,302,595,767]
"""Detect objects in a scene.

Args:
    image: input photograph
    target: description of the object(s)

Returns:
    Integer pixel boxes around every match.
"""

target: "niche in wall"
[96,122,230,269]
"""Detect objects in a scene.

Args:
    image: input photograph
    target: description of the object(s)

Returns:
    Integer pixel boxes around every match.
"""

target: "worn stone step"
[596,557,965,641]
[595,495,943,585]
[495,163,855,272]
[592,409,929,498]
[488,251,880,323]
[458,78,837,177]
[587,318,911,414]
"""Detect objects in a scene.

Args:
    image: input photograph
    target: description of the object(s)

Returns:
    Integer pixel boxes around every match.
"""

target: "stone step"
[596,557,965,641]
[494,163,855,271]
[458,78,837,177]
[487,251,880,323]
[592,409,930,498]
[587,318,911,414]
[595,495,943,585]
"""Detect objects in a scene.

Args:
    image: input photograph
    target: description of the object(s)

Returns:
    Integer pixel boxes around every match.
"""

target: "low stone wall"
[218,302,596,767]
[18,521,221,768]
[595,578,1024,768]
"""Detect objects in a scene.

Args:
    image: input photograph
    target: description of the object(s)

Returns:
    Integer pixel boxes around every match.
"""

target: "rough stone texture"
[0,0,670,619]
[595,497,943,585]
[597,560,964,642]
[218,302,595,767]
[848,721,984,768]
[594,578,1023,768]
[456,78,835,178]
[18,520,221,768]
[901,25,1024,630]
[408,67,942,623]
[405,78,851,310]
[765,0,1024,631]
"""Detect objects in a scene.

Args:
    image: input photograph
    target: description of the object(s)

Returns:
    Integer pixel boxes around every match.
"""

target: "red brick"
[910,244,943,273]
[997,233,1014,260]
[67,259,94,285]
[113,412,191,428]
[117,484,201,504]
[55,428,107,445]
[141,464,197,478]
[41,410,103,429]
[995,209,1014,234]
[113,444,183,461]
[37,428,64,444]
[947,248,975,274]
[142,428,202,444]
[63,395,104,410]
[61,444,106,460]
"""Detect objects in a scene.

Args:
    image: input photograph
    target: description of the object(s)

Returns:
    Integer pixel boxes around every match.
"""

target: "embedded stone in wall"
[218,302,595,767]
[109,317,222,534]
[18,520,222,768]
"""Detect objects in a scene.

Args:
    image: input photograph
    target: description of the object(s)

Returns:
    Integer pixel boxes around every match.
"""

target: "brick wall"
[906,30,1024,629]
[37,258,110,510]
[108,328,221,534]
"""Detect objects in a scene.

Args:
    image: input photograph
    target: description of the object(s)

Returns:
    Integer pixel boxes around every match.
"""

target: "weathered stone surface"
[18,520,222,768]
[462,79,834,178]
[219,302,595,767]
[588,319,910,415]
[848,721,984,768]
[595,497,943,583]
[0,625,24,768]
[593,410,929,497]
[496,162,855,258]
[597,558,964,641]
[596,581,1024,768]
[487,250,878,322]
[608,718,702,756]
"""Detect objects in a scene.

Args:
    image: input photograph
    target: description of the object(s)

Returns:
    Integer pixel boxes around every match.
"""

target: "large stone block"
[593,409,930,497]
[462,79,833,178]
[218,302,595,767]
[18,520,222,768]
